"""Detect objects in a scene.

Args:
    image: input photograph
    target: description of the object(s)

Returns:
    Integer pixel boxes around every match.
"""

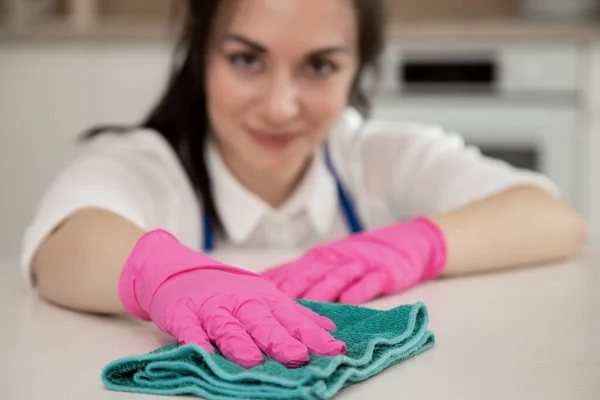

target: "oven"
[370,41,585,211]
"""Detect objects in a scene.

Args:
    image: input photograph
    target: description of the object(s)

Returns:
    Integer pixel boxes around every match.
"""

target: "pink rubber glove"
[119,230,346,369]
[262,217,447,304]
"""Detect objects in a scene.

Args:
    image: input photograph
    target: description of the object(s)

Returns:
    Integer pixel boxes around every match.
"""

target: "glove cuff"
[118,230,228,320]
[411,217,448,281]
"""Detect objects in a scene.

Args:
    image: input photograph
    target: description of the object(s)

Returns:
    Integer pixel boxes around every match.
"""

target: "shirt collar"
[206,141,338,244]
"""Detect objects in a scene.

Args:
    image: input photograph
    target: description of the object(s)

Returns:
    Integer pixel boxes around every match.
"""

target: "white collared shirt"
[20,108,559,289]
[207,139,343,249]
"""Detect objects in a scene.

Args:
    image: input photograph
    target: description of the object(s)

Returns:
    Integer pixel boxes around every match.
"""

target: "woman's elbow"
[556,208,589,259]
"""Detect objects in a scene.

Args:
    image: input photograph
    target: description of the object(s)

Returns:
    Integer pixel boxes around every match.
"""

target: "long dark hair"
[85,0,385,235]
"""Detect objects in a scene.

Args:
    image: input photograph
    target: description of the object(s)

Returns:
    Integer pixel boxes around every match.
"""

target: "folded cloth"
[102,300,435,400]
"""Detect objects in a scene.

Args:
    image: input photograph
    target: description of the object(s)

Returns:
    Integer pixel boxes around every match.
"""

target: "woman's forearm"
[431,186,588,276]
[31,209,144,315]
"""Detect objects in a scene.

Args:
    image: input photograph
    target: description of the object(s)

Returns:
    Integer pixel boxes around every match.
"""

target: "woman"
[22,0,587,369]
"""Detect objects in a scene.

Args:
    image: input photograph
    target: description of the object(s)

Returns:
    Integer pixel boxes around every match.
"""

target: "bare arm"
[431,186,588,276]
[31,209,145,315]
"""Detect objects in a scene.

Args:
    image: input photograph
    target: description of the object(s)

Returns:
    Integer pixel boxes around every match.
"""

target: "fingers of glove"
[167,300,215,353]
[268,299,346,357]
[278,260,338,299]
[294,303,337,332]
[199,304,264,369]
[261,264,287,283]
[262,258,308,287]
[301,261,368,302]
[234,298,309,368]
[338,271,388,304]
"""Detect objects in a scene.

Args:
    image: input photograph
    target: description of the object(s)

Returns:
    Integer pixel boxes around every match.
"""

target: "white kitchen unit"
[371,39,594,231]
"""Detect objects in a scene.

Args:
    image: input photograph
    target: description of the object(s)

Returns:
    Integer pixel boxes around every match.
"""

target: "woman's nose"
[261,75,300,125]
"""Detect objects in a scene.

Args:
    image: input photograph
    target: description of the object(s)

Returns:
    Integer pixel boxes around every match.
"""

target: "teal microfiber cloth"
[101,300,434,400]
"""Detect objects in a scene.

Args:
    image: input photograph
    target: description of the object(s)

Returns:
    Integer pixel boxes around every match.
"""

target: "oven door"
[371,98,581,210]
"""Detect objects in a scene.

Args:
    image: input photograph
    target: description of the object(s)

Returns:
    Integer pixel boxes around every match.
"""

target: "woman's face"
[206,0,359,176]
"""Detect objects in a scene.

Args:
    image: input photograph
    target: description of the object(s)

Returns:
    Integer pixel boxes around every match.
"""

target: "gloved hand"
[118,230,346,369]
[262,217,447,304]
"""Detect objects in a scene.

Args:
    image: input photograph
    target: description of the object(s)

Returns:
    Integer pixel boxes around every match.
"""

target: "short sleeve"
[20,129,180,290]
[350,119,560,218]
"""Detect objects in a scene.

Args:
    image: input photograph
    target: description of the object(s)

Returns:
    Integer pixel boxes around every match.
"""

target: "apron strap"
[202,210,215,253]
[324,145,365,235]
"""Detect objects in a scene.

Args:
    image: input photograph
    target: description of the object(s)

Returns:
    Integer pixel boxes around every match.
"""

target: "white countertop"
[1,248,599,400]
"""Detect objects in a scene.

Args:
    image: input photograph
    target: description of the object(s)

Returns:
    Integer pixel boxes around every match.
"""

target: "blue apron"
[202,147,364,252]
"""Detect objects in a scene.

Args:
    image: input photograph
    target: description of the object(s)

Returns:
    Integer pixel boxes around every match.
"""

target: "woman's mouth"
[248,130,300,149]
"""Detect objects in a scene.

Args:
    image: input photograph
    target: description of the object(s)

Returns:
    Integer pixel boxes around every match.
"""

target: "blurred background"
[0,0,599,258]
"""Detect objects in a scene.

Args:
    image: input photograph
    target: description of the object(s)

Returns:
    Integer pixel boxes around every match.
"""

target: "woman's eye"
[229,53,262,71]
[306,59,337,77]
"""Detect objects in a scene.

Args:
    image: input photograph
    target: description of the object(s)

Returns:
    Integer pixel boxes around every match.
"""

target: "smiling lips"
[248,130,301,149]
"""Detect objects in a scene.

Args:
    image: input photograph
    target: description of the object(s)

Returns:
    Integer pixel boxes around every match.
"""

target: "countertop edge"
[1,19,600,44]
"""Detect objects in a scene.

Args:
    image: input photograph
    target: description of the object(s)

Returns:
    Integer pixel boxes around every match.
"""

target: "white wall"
[585,44,600,243]
[0,41,173,257]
